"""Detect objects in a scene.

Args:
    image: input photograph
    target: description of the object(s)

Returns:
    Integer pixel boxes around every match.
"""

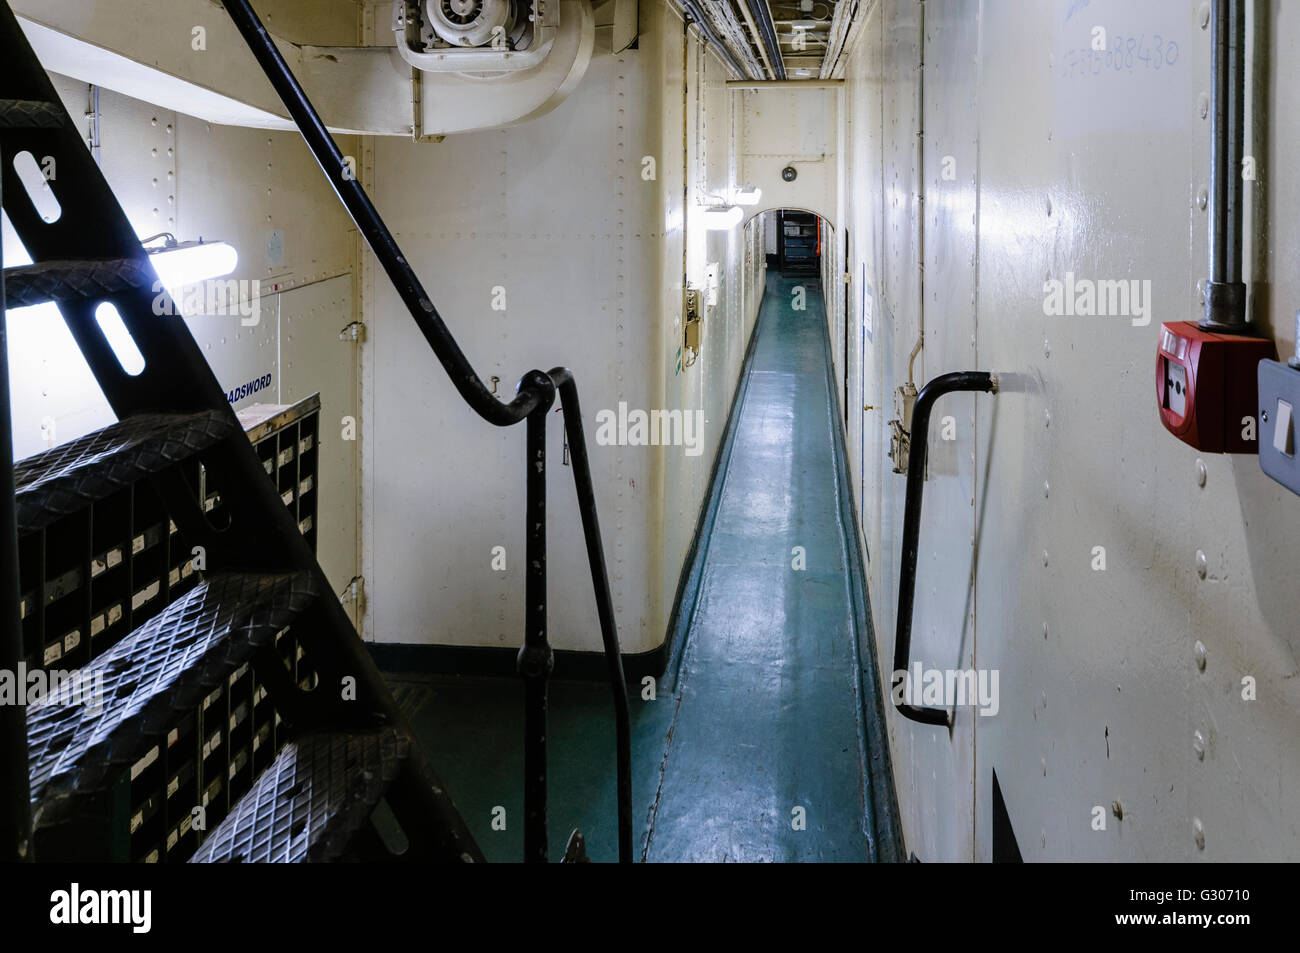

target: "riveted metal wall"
[838,0,976,861]
[362,0,765,655]
[842,0,1300,861]
[279,275,359,606]
[737,85,839,226]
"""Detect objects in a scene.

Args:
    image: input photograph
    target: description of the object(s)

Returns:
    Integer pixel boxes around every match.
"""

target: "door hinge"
[339,321,367,343]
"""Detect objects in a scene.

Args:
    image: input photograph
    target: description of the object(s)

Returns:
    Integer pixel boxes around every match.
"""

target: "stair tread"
[27,570,320,831]
[14,410,238,535]
[190,728,408,863]
[0,97,63,129]
[2,257,156,309]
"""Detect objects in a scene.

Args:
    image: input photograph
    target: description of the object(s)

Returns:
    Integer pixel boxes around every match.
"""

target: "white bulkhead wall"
[736,86,838,228]
[836,0,1300,861]
[361,0,767,656]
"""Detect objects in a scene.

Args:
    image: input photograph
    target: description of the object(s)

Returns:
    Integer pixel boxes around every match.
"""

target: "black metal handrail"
[221,0,633,863]
[893,371,997,727]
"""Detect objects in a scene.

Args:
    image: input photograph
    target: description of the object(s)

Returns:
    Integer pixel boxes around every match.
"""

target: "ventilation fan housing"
[426,0,516,47]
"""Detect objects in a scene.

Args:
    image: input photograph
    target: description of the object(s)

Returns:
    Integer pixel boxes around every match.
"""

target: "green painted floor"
[385,272,879,862]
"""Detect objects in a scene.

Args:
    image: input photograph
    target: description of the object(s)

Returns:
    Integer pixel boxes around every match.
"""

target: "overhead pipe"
[742,0,788,80]
[1203,0,1248,332]
[714,0,767,80]
[820,0,859,78]
[735,0,776,79]
[680,0,751,79]
[893,371,998,727]
[726,79,844,88]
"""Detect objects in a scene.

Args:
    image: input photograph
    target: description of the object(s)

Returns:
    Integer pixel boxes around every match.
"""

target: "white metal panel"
[360,0,765,656]
[366,22,654,653]
[659,8,766,656]
[841,0,1300,861]
[912,0,982,863]
[972,0,1204,862]
[855,0,977,862]
[737,86,838,226]
[12,0,409,135]
[279,275,359,601]
[172,117,357,299]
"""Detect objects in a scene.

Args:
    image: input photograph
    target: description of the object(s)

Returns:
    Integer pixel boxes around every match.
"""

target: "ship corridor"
[5,0,1300,892]
[388,272,892,862]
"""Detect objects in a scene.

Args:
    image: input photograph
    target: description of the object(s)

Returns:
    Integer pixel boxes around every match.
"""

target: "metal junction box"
[1259,358,1300,496]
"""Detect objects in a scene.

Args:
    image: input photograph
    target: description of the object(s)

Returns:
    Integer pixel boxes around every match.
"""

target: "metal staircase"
[0,0,631,863]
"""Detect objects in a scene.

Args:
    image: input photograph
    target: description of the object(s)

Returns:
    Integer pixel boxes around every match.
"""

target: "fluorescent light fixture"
[700,205,744,230]
[145,236,238,295]
[734,186,762,206]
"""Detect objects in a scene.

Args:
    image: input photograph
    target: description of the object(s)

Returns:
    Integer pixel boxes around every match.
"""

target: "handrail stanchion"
[519,376,556,863]
[550,368,633,864]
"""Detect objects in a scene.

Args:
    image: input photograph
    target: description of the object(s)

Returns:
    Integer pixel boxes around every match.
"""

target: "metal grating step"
[26,571,320,838]
[190,728,408,863]
[2,258,156,309]
[14,411,237,535]
[0,97,63,129]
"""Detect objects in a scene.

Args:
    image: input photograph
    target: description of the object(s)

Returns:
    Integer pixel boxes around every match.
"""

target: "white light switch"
[1274,399,1294,456]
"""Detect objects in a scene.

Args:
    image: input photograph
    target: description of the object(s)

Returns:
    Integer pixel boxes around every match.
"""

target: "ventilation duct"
[10,0,596,137]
